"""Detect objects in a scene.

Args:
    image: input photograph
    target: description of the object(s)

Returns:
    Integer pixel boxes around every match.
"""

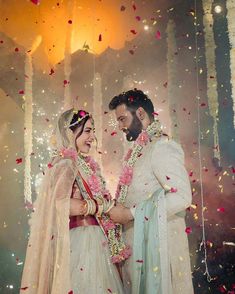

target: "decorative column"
[64,0,75,110]
[226,0,235,127]
[24,36,42,204]
[93,72,103,169]
[166,19,180,142]
[202,0,220,161]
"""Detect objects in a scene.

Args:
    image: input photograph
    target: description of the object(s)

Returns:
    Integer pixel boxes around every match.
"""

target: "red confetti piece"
[68,20,72,24]
[18,90,25,95]
[170,187,177,193]
[51,235,54,240]
[80,268,83,271]
[136,16,141,21]
[144,216,149,221]
[49,68,54,75]
[20,287,29,290]
[166,176,170,180]
[120,5,126,11]
[217,207,225,213]
[63,80,69,86]
[152,111,159,116]
[185,227,192,234]
[232,166,235,173]
[130,29,137,35]
[15,47,19,52]
[156,30,161,39]
[128,96,134,102]
[0,40,4,44]
[136,259,143,263]
[163,82,168,88]
[68,291,73,294]
[111,131,117,136]
[107,289,112,293]
[189,171,193,177]
[16,158,23,164]
[218,285,227,293]
[200,103,206,107]
[47,163,53,168]
[129,50,134,55]
[98,34,102,41]
[132,4,137,10]
[31,0,40,4]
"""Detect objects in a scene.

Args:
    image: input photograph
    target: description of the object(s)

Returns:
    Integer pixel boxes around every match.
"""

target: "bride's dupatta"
[20,156,79,294]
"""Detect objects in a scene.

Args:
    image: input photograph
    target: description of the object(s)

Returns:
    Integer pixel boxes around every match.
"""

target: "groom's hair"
[109,89,154,120]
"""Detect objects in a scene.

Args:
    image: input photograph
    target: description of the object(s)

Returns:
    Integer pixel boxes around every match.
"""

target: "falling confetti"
[98,34,102,42]
[155,30,161,39]
[185,227,192,234]
[16,158,23,164]
[49,69,55,75]
[130,29,137,35]
[31,0,40,4]
[111,131,117,136]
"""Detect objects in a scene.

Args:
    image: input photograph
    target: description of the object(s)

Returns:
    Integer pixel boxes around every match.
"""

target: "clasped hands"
[107,203,133,225]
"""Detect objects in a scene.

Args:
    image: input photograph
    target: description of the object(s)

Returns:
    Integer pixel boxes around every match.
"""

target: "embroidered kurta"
[122,136,194,294]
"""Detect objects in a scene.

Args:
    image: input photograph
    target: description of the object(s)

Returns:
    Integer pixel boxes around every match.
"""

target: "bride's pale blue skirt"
[70,226,124,294]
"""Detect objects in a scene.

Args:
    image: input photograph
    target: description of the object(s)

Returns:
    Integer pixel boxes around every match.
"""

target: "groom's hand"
[108,203,133,225]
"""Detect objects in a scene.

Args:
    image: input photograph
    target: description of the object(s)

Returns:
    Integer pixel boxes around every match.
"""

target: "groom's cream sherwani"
[122,136,194,294]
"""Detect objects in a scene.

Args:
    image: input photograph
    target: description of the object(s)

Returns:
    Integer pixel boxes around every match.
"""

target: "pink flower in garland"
[120,246,132,259]
[87,174,101,194]
[101,220,116,232]
[119,166,133,186]
[111,255,123,264]
[85,156,99,172]
[124,148,132,161]
[60,147,77,160]
[136,131,149,146]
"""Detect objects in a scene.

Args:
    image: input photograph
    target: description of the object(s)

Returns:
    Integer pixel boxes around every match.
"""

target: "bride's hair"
[69,110,92,138]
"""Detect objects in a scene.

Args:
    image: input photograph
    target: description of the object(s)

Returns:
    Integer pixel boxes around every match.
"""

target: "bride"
[20,109,130,294]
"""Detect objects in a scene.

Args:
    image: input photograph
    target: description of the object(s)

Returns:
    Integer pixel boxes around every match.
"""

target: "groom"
[108,89,194,294]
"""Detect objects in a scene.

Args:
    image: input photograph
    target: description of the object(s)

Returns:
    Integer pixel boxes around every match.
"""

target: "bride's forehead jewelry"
[67,110,90,128]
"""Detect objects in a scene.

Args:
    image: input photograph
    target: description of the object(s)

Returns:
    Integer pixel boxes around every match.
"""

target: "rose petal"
[156,30,161,39]
[170,187,177,193]
[130,29,137,35]
[16,158,23,164]
[31,0,40,4]
[185,227,192,234]
[49,68,54,75]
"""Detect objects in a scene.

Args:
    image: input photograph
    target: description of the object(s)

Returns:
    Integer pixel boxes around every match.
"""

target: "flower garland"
[116,120,163,203]
[59,148,131,263]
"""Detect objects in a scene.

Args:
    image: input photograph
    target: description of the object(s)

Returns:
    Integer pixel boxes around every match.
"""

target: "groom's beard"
[125,115,143,141]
